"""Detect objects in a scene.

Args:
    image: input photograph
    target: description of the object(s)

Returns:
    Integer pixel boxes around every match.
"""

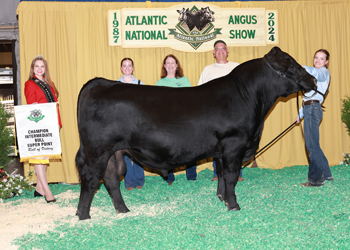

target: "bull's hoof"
[76,209,91,220]
[217,194,224,202]
[228,204,241,211]
[116,207,130,213]
[78,213,91,220]
[79,215,91,220]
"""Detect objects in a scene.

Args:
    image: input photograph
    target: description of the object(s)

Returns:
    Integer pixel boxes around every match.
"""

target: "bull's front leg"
[103,150,130,214]
[222,158,241,211]
[76,163,102,220]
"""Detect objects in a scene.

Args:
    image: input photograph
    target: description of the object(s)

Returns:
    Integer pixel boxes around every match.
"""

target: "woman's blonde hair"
[28,55,59,98]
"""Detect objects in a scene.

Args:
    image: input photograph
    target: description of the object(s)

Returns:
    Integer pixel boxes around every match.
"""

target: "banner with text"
[14,103,62,163]
[108,3,278,52]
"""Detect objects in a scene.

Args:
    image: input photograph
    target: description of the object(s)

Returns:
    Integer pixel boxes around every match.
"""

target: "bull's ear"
[270,46,281,55]
[265,46,281,61]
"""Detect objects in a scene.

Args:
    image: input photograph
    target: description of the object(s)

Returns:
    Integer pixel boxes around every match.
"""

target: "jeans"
[304,103,332,186]
[166,164,197,183]
[124,155,145,188]
[213,159,242,178]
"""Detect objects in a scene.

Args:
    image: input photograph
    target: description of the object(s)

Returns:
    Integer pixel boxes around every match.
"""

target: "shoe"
[45,197,56,203]
[211,177,218,181]
[34,190,43,197]
[168,182,173,185]
[238,177,245,182]
[126,187,134,191]
[136,186,143,189]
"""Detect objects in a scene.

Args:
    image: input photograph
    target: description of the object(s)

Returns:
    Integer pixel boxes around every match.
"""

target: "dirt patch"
[0,190,81,249]
[0,189,177,249]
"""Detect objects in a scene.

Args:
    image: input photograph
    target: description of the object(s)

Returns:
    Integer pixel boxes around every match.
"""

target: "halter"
[263,57,306,84]
[263,57,286,78]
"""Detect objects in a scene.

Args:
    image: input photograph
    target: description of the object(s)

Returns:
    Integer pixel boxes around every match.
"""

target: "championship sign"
[108,3,278,52]
[14,103,62,163]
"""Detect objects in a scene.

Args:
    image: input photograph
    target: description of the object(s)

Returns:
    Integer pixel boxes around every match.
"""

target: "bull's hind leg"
[103,150,130,214]
[215,158,226,202]
[76,164,102,220]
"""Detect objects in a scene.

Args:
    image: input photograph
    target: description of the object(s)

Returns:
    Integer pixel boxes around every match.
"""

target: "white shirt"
[198,61,240,86]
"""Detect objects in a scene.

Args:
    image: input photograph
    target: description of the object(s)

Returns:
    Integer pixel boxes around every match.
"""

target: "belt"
[304,100,319,106]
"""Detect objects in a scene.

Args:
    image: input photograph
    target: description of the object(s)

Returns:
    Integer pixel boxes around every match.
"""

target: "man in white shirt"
[198,40,244,182]
[198,40,239,85]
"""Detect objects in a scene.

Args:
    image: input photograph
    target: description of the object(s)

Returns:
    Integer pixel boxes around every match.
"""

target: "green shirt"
[155,76,192,88]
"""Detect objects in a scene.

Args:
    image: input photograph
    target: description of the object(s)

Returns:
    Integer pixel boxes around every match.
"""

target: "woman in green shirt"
[156,54,192,87]
[156,54,196,184]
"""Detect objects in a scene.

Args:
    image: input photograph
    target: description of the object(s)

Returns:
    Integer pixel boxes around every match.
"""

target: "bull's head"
[200,7,215,22]
[177,8,189,21]
[264,47,317,94]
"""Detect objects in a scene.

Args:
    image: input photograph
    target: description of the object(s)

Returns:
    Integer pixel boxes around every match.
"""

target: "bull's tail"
[75,81,88,179]
[75,137,85,179]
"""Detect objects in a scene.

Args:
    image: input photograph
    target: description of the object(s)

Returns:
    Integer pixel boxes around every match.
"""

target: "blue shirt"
[117,75,144,85]
[298,66,330,119]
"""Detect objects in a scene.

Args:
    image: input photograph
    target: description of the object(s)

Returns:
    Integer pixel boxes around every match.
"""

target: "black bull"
[75,47,316,220]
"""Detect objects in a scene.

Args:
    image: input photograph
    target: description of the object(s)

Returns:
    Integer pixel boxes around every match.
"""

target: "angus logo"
[28,109,45,123]
[169,6,222,50]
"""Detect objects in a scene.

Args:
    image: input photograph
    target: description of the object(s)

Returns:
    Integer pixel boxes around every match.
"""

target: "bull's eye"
[290,64,294,68]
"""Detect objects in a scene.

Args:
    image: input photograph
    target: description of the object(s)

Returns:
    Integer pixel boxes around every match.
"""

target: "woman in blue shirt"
[295,49,333,187]
[117,58,145,190]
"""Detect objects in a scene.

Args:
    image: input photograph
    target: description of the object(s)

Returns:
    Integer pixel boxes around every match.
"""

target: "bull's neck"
[253,63,286,120]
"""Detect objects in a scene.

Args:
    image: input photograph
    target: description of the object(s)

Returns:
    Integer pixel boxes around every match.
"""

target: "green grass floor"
[7,165,350,249]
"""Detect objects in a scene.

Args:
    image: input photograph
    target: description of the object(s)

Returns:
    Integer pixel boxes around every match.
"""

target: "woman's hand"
[294,116,300,124]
